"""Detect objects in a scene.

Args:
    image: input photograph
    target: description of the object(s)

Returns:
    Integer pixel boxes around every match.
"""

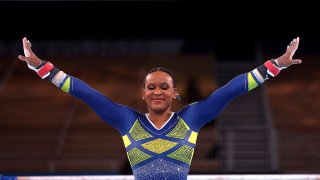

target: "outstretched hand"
[18,37,42,68]
[276,37,302,68]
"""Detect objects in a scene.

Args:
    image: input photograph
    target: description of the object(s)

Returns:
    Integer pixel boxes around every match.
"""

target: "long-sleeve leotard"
[50,65,268,180]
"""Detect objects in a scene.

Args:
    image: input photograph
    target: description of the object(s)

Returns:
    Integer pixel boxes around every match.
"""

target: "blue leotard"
[52,66,267,180]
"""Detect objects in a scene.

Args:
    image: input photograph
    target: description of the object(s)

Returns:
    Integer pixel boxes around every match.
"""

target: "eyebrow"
[146,82,170,86]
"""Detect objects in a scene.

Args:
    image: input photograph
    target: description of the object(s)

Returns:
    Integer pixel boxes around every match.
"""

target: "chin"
[151,107,165,113]
[150,105,168,113]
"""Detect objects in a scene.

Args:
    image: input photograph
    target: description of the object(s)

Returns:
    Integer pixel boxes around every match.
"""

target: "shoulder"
[177,102,198,114]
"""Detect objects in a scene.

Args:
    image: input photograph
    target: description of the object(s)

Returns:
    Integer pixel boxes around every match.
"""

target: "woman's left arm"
[187,37,302,130]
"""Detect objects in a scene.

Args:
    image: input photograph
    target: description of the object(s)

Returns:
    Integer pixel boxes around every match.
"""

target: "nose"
[153,88,162,95]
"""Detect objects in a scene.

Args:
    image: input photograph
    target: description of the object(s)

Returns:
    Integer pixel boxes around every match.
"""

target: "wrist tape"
[28,60,55,79]
[264,60,281,77]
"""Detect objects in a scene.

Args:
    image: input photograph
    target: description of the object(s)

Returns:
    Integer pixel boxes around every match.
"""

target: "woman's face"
[142,71,177,114]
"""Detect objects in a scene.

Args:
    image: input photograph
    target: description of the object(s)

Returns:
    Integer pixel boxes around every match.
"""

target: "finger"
[22,37,29,47]
[292,59,302,65]
[18,55,27,61]
[289,38,299,49]
[23,37,32,50]
[286,45,290,52]
[22,37,32,57]
[288,37,300,58]
[292,37,300,49]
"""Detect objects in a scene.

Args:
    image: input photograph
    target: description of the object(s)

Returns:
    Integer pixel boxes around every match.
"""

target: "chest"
[121,115,199,168]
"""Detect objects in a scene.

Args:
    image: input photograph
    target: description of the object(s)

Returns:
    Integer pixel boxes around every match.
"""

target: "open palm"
[18,37,42,68]
[276,37,302,68]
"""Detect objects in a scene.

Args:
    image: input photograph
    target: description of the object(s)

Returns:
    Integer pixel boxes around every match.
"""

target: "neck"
[147,110,173,129]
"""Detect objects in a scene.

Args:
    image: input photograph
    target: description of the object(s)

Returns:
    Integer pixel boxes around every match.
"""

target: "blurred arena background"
[0,1,319,179]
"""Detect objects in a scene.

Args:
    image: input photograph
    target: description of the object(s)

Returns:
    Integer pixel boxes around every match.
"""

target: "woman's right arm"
[18,37,132,132]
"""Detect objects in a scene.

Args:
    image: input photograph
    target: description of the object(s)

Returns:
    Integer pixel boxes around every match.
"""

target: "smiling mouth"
[152,99,164,102]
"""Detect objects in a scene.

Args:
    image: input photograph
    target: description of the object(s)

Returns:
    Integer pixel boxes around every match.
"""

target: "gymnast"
[18,37,302,180]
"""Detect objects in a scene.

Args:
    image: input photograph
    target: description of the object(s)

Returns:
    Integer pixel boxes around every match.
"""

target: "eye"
[161,84,169,90]
[147,85,155,90]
